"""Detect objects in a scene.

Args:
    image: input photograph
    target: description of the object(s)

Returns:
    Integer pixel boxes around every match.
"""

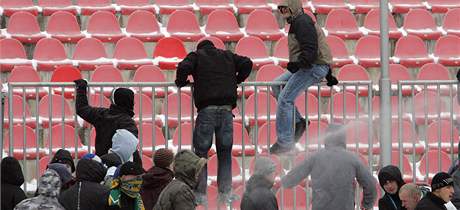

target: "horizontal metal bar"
[398,80,457,85]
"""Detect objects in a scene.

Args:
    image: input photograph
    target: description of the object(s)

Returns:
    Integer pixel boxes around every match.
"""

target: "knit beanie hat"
[50,149,75,173]
[431,172,454,191]
[119,162,144,176]
[154,148,174,169]
[253,156,276,176]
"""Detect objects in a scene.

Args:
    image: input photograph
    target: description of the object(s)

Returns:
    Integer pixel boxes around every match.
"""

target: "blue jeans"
[193,106,233,194]
[272,64,329,148]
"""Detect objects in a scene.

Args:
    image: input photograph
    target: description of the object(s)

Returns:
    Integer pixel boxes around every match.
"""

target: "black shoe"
[269,142,294,155]
[294,119,307,143]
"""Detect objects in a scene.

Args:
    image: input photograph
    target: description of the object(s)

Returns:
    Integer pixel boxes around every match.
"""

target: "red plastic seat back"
[33,38,67,61]
[0,38,27,59]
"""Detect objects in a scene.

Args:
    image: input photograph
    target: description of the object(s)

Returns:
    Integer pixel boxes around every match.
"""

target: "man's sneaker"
[195,193,207,205]
[269,142,295,155]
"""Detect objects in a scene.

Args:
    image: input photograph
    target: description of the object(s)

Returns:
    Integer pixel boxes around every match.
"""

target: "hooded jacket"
[140,166,174,210]
[278,0,332,68]
[281,124,377,210]
[50,149,75,173]
[75,82,142,166]
[58,158,109,210]
[448,159,460,209]
[240,174,278,210]
[415,192,448,210]
[378,165,406,210]
[1,157,26,210]
[175,40,252,111]
[14,169,65,210]
[111,129,139,164]
[154,150,207,210]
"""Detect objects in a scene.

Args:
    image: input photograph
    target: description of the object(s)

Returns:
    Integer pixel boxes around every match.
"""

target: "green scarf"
[108,177,145,210]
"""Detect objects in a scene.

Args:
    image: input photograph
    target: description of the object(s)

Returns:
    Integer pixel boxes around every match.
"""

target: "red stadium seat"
[389,119,424,155]
[311,0,348,14]
[39,156,51,175]
[297,120,328,151]
[294,92,322,121]
[416,63,452,95]
[132,65,172,98]
[390,0,425,14]
[8,66,47,99]
[241,64,285,97]
[115,0,155,15]
[46,11,84,43]
[328,92,365,123]
[442,8,460,37]
[38,94,75,128]
[142,155,153,171]
[7,12,45,43]
[257,121,277,153]
[134,93,163,127]
[393,35,434,68]
[163,93,195,128]
[403,9,442,40]
[276,186,307,210]
[234,0,271,14]
[435,35,460,66]
[3,95,36,129]
[427,0,460,13]
[355,35,381,67]
[4,125,45,160]
[411,90,448,125]
[273,36,289,67]
[337,64,371,96]
[88,93,111,108]
[86,11,124,42]
[426,120,459,154]
[126,10,164,42]
[0,0,38,16]
[205,9,244,42]
[391,151,415,182]
[73,38,112,71]
[246,9,284,41]
[155,0,194,15]
[372,96,409,120]
[33,38,72,71]
[363,9,402,39]
[325,35,353,68]
[90,66,124,97]
[419,150,452,182]
[349,0,379,14]
[153,37,187,70]
[244,92,277,126]
[113,37,151,69]
[138,123,167,157]
[50,66,82,99]
[235,36,274,70]
[0,38,31,72]
[77,0,115,16]
[197,37,226,50]
[196,0,232,15]
[44,124,86,158]
[325,9,363,40]
[346,120,379,154]
[38,0,77,16]
[232,122,255,156]
[167,10,205,42]
[387,64,413,96]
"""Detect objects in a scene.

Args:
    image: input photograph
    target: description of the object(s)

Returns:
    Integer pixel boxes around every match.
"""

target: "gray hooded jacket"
[281,124,377,210]
[110,129,139,163]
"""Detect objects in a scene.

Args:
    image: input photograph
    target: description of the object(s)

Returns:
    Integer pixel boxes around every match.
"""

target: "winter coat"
[111,129,139,164]
[50,149,75,173]
[175,41,252,111]
[1,157,26,210]
[448,158,460,209]
[415,192,447,210]
[75,83,142,166]
[278,0,332,69]
[281,124,377,210]
[14,169,65,210]
[154,150,207,210]
[140,166,174,210]
[58,159,109,210]
[378,165,406,210]
[240,174,278,210]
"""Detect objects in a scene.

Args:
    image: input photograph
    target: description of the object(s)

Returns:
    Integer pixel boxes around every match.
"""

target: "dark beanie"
[113,88,134,111]
[153,148,174,169]
[51,149,75,173]
[196,40,214,50]
[76,158,107,183]
[119,162,144,176]
[101,153,122,168]
[431,172,454,191]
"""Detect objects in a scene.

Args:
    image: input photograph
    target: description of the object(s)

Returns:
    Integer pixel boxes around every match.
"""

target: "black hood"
[1,157,24,186]
[378,165,405,190]
[245,174,274,193]
[111,88,134,116]
[51,149,75,173]
[101,153,122,168]
[76,159,107,183]
[196,40,215,50]
[142,167,174,188]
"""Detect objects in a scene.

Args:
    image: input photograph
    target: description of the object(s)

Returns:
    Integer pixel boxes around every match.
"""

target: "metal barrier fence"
[1,80,457,209]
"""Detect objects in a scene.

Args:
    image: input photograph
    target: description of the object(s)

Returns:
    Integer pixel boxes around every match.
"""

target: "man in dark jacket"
[415,172,454,210]
[155,150,207,210]
[50,149,75,173]
[270,0,338,154]
[58,158,109,210]
[448,157,460,208]
[141,148,174,210]
[1,157,26,210]
[175,40,252,203]
[241,156,278,210]
[378,165,407,210]
[74,79,141,166]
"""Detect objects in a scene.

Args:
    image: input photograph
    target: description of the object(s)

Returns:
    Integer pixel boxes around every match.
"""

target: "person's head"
[399,183,421,210]
[173,150,206,188]
[117,162,144,198]
[196,40,215,50]
[1,156,24,186]
[101,153,122,168]
[76,158,107,183]
[38,169,61,198]
[119,161,144,181]
[431,172,455,203]
[111,129,139,163]
[50,149,75,173]
[378,165,405,194]
[112,88,134,112]
[253,156,277,184]
[154,148,174,170]
[47,163,74,189]
[277,0,303,22]
[324,123,347,149]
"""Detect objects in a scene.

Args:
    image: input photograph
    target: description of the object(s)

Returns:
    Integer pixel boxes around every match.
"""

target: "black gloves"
[287,62,300,73]
[456,69,460,82]
[74,79,88,89]
[325,67,338,87]
[175,79,190,88]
